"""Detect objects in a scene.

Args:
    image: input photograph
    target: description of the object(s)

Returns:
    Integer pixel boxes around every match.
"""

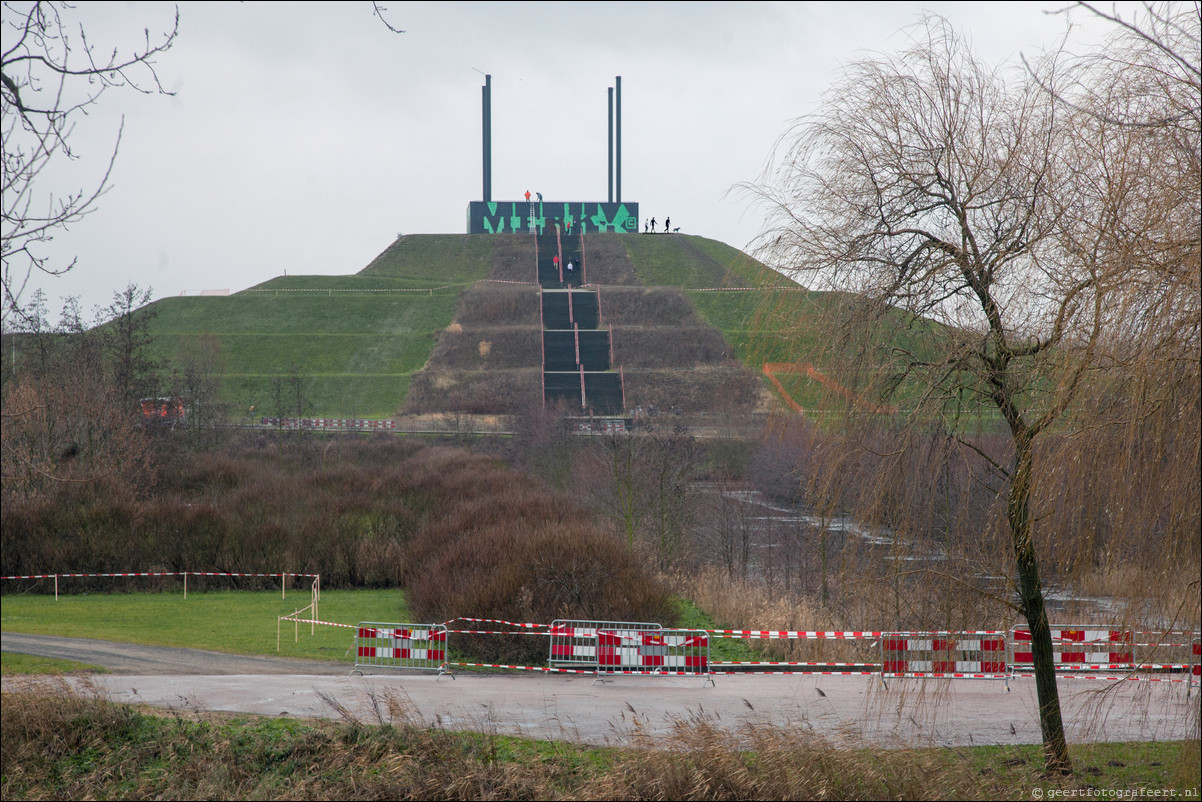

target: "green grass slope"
[146,232,823,419]
[148,235,499,418]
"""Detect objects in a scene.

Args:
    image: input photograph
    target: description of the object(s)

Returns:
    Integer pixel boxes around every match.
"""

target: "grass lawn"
[0,588,412,664]
[0,651,106,675]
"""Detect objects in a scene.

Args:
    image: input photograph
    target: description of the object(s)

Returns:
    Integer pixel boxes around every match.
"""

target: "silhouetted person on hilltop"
[650,217,656,233]
[665,217,670,233]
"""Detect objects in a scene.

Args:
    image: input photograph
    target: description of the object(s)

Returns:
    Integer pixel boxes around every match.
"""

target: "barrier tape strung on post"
[278,615,357,630]
[3,571,319,580]
[705,630,881,640]
[1008,672,1194,684]
[711,668,882,676]
[704,629,1005,640]
[263,611,1198,685]
[715,661,879,668]
[443,617,549,631]
[444,628,550,636]
[450,662,569,674]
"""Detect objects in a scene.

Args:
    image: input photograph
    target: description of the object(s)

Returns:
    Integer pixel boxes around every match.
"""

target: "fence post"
[54,574,58,601]
[313,575,320,636]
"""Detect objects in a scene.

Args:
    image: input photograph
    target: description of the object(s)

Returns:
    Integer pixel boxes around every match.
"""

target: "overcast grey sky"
[11,1,1126,320]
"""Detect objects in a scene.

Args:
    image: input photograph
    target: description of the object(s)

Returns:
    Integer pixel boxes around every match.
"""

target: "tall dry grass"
[10,678,1185,801]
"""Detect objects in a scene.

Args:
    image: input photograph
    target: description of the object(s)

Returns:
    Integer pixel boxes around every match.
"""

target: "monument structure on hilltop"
[466,75,639,235]
[461,75,638,417]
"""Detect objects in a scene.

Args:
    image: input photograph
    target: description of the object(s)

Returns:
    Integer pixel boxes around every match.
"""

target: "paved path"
[3,633,1197,748]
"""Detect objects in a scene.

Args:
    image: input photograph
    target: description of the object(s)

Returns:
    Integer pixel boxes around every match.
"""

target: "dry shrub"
[666,566,882,663]
[423,328,540,370]
[622,366,761,415]
[600,286,700,325]
[613,326,734,368]
[5,680,1196,800]
[592,715,992,801]
[576,236,642,285]
[401,448,677,664]
[456,284,540,325]
[403,368,542,414]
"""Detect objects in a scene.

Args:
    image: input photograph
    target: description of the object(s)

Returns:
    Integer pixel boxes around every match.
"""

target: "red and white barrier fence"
[1191,638,1200,695]
[335,620,1202,684]
[260,417,396,430]
[354,622,450,677]
[549,619,663,669]
[1008,626,1196,683]
[881,632,1010,684]
[261,610,1201,686]
[595,629,710,679]
[3,570,319,600]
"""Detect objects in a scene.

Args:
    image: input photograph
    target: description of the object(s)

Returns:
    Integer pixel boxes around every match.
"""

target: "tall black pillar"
[482,75,492,203]
[615,76,622,203]
[608,87,614,204]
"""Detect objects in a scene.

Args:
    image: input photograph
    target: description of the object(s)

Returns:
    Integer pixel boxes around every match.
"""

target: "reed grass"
[2,679,1196,801]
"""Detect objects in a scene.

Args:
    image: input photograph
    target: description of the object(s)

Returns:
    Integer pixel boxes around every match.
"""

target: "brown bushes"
[424,326,542,370]
[612,326,734,367]
[399,446,678,663]
[600,286,700,326]
[454,284,540,326]
[622,366,762,414]
[1,436,676,660]
[402,368,542,414]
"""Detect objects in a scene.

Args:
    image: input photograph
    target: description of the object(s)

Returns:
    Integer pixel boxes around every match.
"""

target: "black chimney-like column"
[615,76,622,203]
[482,75,492,202]
[608,86,614,204]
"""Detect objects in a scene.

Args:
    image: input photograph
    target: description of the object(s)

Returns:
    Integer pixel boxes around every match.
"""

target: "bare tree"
[586,426,698,565]
[101,283,159,414]
[1,293,152,497]
[742,9,1198,775]
[1,1,178,322]
[173,332,227,446]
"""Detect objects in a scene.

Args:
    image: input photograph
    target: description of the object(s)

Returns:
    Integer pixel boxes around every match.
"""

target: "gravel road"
[1,632,349,675]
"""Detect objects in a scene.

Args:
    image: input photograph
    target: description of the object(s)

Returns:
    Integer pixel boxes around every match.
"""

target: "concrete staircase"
[539,225,625,414]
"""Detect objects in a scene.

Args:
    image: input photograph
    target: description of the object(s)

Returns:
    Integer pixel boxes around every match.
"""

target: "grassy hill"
[146,232,817,421]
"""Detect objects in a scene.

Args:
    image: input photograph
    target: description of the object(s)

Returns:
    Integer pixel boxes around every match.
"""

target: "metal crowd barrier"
[595,628,712,684]
[874,626,1198,689]
[353,622,451,678]
[548,619,661,669]
[880,631,1009,688]
[1009,625,1134,676]
[1191,638,1201,696]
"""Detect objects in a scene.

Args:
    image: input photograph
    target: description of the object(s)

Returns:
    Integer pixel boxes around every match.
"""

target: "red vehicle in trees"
[140,397,185,424]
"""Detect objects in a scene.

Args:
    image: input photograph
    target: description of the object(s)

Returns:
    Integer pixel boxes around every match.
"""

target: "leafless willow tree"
[585,427,698,567]
[1,1,178,322]
[742,6,1199,776]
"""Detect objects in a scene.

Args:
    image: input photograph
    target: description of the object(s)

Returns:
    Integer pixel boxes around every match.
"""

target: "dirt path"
[1,632,348,675]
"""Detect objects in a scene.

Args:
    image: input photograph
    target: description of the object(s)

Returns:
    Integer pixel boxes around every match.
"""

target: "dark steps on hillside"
[541,290,600,330]
[539,229,624,415]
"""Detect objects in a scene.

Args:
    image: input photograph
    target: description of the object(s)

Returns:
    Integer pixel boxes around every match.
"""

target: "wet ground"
[3,633,1197,748]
